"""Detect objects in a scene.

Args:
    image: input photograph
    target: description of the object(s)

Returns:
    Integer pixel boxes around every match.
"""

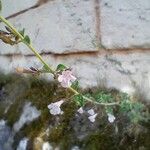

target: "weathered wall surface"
[0,0,150,100]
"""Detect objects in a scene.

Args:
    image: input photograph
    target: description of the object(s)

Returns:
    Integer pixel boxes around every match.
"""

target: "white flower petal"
[88,113,97,123]
[48,100,64,115]
[50,107,63,115]
[77,107,84,114]
[54,100,64,107]
[107,113,116,123]
[87,109,95,116]
[47,103,54,109]
[61,80,71,88]
[58,75,63,82]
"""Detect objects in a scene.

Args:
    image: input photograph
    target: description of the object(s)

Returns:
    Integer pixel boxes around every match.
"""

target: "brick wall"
[0,0,150,101]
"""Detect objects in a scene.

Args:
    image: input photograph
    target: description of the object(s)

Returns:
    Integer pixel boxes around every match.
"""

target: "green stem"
[82,96,119,106]
[0,16,54,74]
[0,16,119,106]
[27,44,54,74]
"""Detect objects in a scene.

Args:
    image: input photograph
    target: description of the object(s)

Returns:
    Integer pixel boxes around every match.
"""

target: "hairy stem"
[82,96,119,106]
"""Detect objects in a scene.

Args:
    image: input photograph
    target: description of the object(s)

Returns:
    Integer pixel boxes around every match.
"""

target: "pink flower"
[58,70,76,88]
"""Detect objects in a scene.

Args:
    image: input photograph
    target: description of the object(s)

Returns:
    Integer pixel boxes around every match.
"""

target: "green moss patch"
[0,73,149,150]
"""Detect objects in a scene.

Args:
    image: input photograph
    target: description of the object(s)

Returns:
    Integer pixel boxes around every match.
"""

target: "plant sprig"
[0,15,119,107]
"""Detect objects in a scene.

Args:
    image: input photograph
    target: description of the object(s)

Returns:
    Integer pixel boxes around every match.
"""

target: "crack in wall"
[5,0,50,20]
[0,0,150,57]
[0,48,150,58]
[0,50,99,58]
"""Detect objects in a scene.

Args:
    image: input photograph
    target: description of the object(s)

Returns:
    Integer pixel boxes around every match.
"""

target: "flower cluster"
[48,101,116,124]
[77,108,97,123]
[87,109,98,123]
[77,107,115,123]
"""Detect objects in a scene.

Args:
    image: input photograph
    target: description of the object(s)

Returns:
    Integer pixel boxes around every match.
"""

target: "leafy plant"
[119,93,148,123]
[0,3,149,125]
[73,94,85,106]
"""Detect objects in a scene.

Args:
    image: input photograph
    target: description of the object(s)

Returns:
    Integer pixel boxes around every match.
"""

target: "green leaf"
[56,64,67,71]
[94,91,113,103]
[24,35,31,44]
[19,28,25,37]
[0,0,2,13]
[73,94,85,106]
[120,100,131,112]
[71,80,79,90]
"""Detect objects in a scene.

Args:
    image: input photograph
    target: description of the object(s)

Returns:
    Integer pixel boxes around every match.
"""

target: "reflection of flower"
[107,113,116,123]
[58,70,76,88]
[47,100,64,115]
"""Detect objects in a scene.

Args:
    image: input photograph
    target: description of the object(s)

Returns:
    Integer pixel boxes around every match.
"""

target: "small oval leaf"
[56,64,67,71]
[73,94,85,106]
[24,35,31,44]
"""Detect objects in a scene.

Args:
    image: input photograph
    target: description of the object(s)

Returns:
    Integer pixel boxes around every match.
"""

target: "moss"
[0,105,5,118]
[4,75,74,141]
[0,74,29,125]
[0,73,150,150]
[48,101,77,142]
[81,131,117,150]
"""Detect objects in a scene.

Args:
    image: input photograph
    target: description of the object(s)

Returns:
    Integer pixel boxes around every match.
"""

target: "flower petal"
[87,109,95,116]
[58,75,63,82]
[48,100,64,115]
[58,70,76,88]
[60,80,71,88]
[107,113,116,123]
[77,107,84,114]
[54,100,64,107]
[88,113,97,123]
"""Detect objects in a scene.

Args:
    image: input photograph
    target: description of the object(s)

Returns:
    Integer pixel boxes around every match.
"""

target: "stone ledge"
[0,51,150,102]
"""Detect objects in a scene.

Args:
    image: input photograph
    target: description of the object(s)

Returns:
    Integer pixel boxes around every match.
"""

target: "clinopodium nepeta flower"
[88,113,97,123]
[87,109,97,123]
[48,100,64,115]
[77,107,84,114]
[58,70,76,88]
[107,113,116,123]
[87,109,95,116]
